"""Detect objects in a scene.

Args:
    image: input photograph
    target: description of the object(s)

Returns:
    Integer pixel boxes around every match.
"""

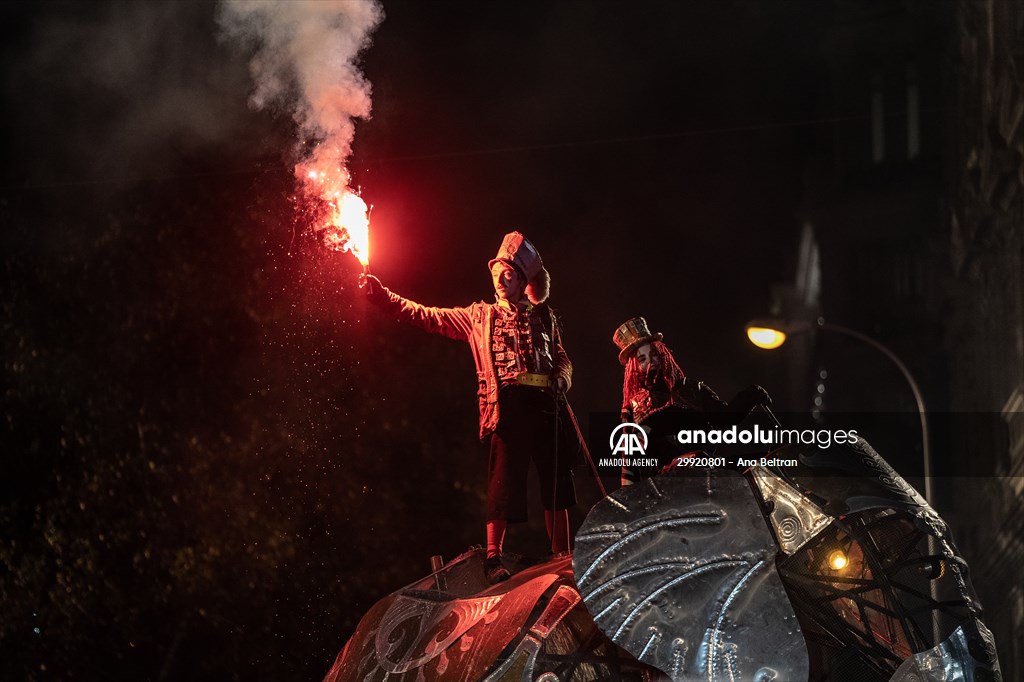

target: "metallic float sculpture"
[324,550,664,680]
[326,436,1001,681]
[575,437,1002,681]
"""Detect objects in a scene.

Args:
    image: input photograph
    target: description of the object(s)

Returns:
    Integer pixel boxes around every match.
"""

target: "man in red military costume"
[362,232,575,583]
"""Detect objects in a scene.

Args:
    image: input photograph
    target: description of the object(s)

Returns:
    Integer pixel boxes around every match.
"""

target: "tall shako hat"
[613,317,663,366]
[487,231,543,281]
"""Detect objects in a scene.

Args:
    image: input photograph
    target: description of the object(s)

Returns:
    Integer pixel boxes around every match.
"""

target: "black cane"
[562,399,607,498]
[552,392,560,533]
[761,404,782,428]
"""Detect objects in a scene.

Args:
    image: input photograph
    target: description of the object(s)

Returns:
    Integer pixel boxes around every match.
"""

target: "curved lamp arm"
[746,317,933,505]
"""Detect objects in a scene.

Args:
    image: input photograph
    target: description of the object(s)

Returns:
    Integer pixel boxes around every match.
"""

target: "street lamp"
[746,324,788,350]
[744,317,934,506]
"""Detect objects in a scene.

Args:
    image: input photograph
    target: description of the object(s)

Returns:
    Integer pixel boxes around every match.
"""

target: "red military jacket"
[374,285,572,440]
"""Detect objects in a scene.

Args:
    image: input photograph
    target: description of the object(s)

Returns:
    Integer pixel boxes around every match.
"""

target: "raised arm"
[362,274,474,342]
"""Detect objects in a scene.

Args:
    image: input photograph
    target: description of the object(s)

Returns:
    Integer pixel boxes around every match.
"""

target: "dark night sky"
[2,0,830,411]
[348,0,826,408]
[2,0,956,676]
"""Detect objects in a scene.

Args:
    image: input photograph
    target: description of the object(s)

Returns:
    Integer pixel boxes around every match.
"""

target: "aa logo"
[609,423,648,456]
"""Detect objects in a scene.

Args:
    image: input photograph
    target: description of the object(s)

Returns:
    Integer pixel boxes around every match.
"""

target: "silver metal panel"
[749,466,832,554]
[573,471,809,682]
[889,623,1003,682]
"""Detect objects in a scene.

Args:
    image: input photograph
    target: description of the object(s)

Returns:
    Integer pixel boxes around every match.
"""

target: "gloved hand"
[730,384,772,414]
[358,273,387,304]
[358,273,381,290]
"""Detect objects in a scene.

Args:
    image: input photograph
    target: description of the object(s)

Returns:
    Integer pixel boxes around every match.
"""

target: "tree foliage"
[1,169,484,679]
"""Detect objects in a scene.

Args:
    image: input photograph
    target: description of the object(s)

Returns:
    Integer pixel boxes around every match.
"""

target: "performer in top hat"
[362,232,576,583]
[613,316,772,486]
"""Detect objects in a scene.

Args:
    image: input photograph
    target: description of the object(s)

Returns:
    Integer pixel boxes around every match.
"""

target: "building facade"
[946,1,1024,677]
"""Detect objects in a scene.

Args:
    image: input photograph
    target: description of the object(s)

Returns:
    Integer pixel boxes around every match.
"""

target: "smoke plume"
[2,1,269,185]
[219,0,384,252]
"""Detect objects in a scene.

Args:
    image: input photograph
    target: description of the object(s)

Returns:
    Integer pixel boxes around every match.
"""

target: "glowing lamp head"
[747,326,787,350]
[827,549,849,571]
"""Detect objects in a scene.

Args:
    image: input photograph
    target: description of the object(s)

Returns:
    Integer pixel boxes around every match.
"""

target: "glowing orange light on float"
[827,549,849,571]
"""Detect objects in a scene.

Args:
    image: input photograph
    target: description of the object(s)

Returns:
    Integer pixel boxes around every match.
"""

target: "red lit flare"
[300,162,371,268]
[328,192,370,267]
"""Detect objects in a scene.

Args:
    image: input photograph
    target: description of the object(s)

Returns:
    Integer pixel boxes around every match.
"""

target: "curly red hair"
[622,340,685,414]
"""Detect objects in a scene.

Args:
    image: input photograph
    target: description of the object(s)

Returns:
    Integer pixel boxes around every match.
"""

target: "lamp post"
[745,317,934,506]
